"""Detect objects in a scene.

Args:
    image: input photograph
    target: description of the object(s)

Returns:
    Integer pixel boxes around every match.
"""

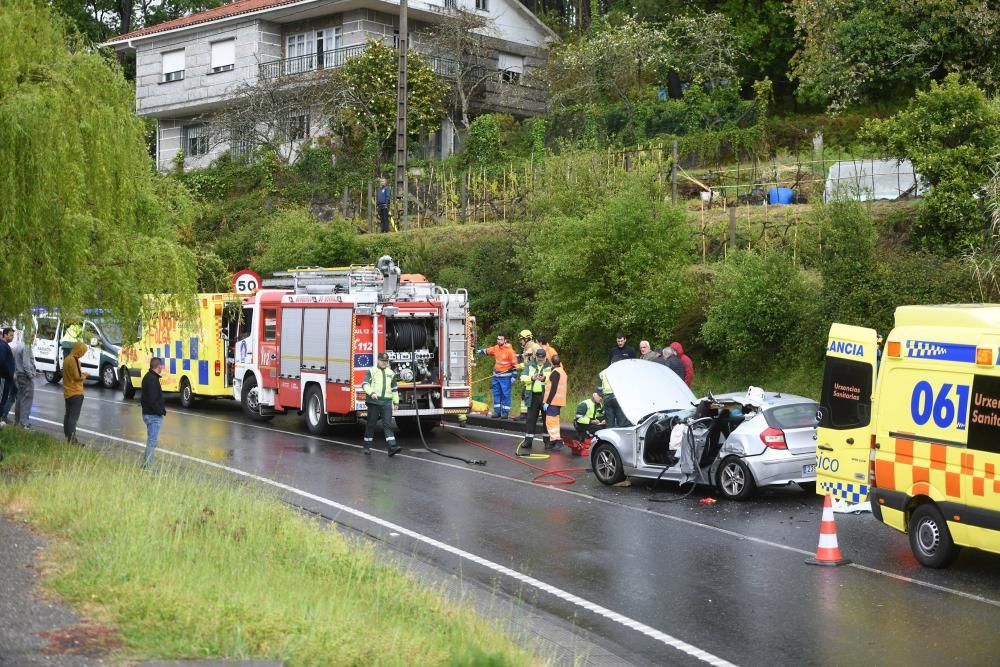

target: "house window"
[392,30,413,49]
[230,124,255,162]
[286,32,313,73]
[476,0,488,10]
[289,113,310,141]
[498,52,523,83]
[186,125,209,157]
[161,49,185,82]
[210,39,235,73]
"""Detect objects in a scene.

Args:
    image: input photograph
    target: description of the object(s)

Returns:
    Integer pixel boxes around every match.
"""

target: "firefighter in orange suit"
[542,354,568,452]
[477,334,519,418]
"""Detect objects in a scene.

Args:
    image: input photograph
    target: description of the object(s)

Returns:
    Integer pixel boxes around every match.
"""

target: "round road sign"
[232,269,262,295]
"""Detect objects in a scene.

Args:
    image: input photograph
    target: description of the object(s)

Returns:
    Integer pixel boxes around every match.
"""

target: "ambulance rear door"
[816,323,879,504]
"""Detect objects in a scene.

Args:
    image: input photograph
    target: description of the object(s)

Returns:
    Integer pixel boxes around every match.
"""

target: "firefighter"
[574,392,606,440]
[516,330,540,420]
[542,354,568,451]
[362,352,401,457]
[520,348,552,452]
[597,368,627,428]
[477,333,518,419]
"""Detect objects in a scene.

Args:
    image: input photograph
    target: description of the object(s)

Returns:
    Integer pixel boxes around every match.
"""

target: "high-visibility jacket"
[597,369,614,397]
[484,343,518,373]
[362,366,399,405]
[520,357,551,393]
[575,398,604,425]
[544,366,568,407]
[541,343,558,361]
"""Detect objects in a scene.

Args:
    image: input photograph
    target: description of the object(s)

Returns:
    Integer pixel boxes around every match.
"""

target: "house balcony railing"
[259,42,475,81]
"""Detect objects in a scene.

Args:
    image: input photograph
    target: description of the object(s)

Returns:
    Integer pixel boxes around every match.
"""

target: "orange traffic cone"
[805,493,851,567]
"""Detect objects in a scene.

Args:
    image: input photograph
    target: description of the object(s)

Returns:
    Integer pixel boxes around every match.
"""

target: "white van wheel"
[101,363,118,389]
[44,371,61,385]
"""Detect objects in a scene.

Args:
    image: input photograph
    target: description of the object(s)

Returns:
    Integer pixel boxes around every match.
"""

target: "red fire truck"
[231,256,474,434]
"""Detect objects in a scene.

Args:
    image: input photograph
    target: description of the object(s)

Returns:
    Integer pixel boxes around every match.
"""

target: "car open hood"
[603,359,697,424]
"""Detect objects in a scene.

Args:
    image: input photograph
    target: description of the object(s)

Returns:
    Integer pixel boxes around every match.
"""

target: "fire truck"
[232,256,474,434]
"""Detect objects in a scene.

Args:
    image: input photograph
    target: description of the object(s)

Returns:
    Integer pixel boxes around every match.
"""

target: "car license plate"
[802,464,816,476]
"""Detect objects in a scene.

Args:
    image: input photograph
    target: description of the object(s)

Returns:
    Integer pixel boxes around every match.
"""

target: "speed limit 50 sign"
[232,269,262,295]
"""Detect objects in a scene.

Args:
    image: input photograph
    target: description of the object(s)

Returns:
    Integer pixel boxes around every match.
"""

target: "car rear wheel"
[304,386,328,436]
[179,378,195,409]
[241,375,273,422]
[592,442,625,485]
[44,371,61,384]
[120,367,135,400]
[717,457,756,501]
[909,503,960,568]
[100,363,119,389]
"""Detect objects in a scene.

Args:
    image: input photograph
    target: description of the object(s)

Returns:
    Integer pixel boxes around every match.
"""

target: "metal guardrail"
[259,42,475,81]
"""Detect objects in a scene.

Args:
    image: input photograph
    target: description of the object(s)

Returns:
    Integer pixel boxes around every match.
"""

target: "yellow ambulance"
[817,305,1000,567]
[119,294,242,408]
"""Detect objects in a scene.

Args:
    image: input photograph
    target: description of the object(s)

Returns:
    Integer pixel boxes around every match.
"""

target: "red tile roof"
[107,0,307,43]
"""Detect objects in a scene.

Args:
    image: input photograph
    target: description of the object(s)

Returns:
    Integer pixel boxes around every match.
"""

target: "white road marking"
[32,388,1000,609]
[31,415,738,667]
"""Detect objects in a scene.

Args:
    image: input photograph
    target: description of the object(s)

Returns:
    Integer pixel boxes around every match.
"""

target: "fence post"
[671,140,678,204]
[728,206,737,249]
[460,170,468,225]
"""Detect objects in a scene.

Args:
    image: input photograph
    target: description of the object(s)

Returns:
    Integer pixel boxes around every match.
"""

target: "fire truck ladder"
[263,266,384,294]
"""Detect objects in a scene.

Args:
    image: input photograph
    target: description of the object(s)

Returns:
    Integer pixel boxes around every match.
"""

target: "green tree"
[861,75,1000,254]
[323,40,447,160]
[0,0,197,324]
[251,209,358,277]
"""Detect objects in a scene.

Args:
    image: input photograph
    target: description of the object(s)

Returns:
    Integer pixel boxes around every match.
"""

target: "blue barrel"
[768,187,794,205]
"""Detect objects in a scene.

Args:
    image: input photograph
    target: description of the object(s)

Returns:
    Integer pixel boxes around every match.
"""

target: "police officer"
[363,352,401,456]
[519,348,552,453]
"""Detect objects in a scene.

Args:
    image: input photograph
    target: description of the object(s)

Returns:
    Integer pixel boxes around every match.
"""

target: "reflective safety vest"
[362,366,399,405]
[541,343,558,361]
[544,366,568,407]
[485,343,518,373]
[598,370,614,397]
[521,358,551,393]
[575,399,604,425]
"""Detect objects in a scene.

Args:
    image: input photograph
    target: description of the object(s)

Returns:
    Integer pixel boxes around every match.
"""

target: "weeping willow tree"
[0,0,198,327]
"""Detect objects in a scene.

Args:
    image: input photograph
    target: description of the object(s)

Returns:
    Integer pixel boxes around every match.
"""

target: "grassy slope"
[0,429,536,666]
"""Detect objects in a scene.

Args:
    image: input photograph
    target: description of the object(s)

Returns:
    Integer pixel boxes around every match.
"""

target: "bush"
[251,208,358,276]
[530,174,697,364]
[700,249,821,362]
[461,114,509,170]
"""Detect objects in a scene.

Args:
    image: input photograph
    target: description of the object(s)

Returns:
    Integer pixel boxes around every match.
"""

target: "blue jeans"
[142,415,163,467]
[490,373,514,417]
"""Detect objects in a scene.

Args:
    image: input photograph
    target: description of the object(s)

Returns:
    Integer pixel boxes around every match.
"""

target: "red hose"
[444,424,589,485]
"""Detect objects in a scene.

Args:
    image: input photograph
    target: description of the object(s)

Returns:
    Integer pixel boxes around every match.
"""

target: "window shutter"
[497,52,523,74]
[211,39,235,71]
[162,49,185,74]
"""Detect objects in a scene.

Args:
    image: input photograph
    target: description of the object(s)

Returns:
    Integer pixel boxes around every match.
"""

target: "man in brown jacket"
[62,341,88,444]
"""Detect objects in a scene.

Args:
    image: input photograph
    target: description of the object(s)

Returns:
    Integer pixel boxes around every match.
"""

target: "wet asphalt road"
[24,381,1000,666]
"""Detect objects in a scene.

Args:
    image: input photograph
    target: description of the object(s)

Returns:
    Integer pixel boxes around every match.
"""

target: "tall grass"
[0,430,537,666]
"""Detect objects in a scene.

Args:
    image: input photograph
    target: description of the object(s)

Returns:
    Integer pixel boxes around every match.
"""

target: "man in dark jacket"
[658,346,686,380]
[376,177,392,233]
[608,333,636,364]
[0,328,16,426]
[140,358,166,467]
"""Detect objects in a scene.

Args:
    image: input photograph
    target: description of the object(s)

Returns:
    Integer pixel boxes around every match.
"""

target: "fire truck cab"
[232,256,472,434]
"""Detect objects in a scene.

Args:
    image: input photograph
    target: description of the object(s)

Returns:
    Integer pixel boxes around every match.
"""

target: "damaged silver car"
[590,359,818,500]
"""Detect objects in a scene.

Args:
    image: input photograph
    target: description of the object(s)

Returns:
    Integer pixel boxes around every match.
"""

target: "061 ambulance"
[817,305,1000,567]
[119,294,242,407]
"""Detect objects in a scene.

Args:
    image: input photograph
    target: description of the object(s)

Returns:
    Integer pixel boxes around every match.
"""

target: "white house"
[105,0,556,171]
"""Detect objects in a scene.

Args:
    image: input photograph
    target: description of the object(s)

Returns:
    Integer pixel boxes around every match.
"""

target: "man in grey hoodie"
[13,332,37,428]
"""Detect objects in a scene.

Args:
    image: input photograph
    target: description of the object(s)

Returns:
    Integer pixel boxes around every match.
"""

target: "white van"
[32,314,122,388]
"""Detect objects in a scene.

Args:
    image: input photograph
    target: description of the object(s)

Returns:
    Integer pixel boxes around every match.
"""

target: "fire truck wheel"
[592,442,626,485]
[241,375,272,422]
[179,378,195,409]
[120,368,135,400]
[44,371,62,385]
[101,363,119,389]
[909,503,960,568]
[304,386,329,435]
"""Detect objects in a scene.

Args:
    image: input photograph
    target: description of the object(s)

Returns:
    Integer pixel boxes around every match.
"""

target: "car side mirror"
[221,330,230,342]
[90,337,100,347]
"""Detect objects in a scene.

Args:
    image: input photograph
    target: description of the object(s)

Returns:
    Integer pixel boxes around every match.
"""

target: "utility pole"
[394,0,408,230]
